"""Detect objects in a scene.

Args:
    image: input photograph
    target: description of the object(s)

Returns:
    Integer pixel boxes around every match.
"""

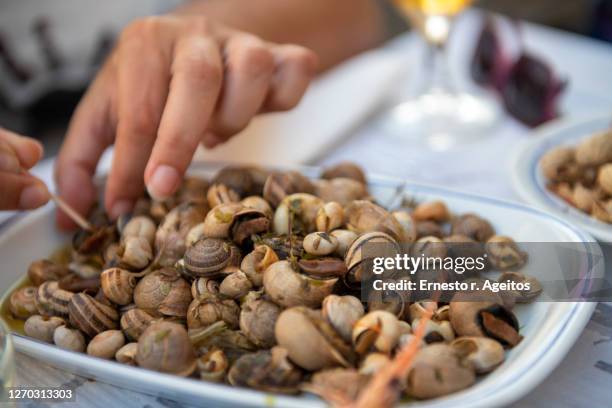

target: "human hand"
[55,15,318,229]
[0,128,49,211]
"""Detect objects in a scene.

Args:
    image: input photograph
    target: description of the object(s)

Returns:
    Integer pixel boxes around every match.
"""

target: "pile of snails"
[8,162,541,403]
[540,128,612,223]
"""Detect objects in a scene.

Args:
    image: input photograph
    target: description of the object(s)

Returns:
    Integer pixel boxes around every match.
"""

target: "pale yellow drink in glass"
[394,0,471,44]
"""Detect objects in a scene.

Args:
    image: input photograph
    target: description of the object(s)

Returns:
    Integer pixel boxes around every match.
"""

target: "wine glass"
[385,0,500,150]
[0,318,16,404]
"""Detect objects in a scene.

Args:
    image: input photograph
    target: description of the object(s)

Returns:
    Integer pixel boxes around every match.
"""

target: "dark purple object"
[471,17,568,128]
[471,20,506,89]
[502,54,567,127]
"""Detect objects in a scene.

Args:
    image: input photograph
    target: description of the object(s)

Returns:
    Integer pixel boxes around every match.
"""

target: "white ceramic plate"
[511,112,612,242]
[0,163,599,408]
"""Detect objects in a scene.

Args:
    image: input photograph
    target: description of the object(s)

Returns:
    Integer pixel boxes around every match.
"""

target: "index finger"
[144,35,223,200]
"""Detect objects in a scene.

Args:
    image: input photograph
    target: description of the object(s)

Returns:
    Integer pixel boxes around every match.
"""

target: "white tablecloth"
[8,17,612,408]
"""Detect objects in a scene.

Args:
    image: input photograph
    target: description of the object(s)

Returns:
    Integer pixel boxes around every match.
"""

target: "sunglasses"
[471,16,567,127]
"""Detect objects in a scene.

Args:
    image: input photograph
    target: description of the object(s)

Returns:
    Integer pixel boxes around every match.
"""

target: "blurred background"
[0,0,611,158]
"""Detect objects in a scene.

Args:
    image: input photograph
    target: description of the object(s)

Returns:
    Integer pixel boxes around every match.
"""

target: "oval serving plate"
[0,163,599,408]
[511,111,612,242]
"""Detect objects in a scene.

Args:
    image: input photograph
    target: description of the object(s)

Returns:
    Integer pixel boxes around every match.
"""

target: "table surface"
[9,14,612,408]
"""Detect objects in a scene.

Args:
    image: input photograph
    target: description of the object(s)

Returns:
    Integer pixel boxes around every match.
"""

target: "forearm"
[175,0,390,71]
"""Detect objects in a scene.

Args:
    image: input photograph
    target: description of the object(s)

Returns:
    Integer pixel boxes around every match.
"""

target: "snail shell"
[68,293,119,337]
[451,214,495,242]
[182,238,239,278]
[330,229,358,258]
[118,236,153,270]
[100,268,137,305]
[155,201,208,266]
[136,321,196,377]
[598,163,612,195]
[321,162,367,184]
[275,307,353,371]
[230,208,270,246]
[273,193,324,235]
[263,171,316,208]
[263,260,337,309]
[359,352,390,375]
[121,216,156,245]
[178,177,210,204]
[405,344,476,399]
[391,210,417,243]
[120,308,155,341]
[241,196,273,219]
[133,268,192,317]
[186,293,240,330]
[575,130,612,166]
[212,165,268,197]
[485,236,527,270]
[449,293,522,347]
[87,330,125,359]
[9,286,38,319]
[344,231,399,283]
[411,201,450,222]
[315,201,344,232]
[186,222,206,247]
[201,203,244,239]
[228,347,302,394]
[115,342,139,365]
[240,245,279,287]
[206,183,241,208]
[35,281,74,318]
[191,277,220,298]
[28,259,70,286]
[53,325,86,352]
[344,201,405,242]
[303,232,338,256]
[315,178,369,206]
[352,311,400,354]
[24,315,65,343]
[540,146,575,181]
[322,295,364,343]
[450,336,505,374]
[198,347,229,383]
[219,271,253,299]
[240,295,281,349]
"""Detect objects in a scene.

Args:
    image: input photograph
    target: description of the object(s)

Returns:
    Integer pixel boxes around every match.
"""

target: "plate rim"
[510,111,612,242]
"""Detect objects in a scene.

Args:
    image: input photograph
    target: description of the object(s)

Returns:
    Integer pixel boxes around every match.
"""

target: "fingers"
[210,35,275,141]
[0,129,44,170]
[54,66,115,230]
[265,45,318,111]
[105,20,172,217]
[0,172,50,211]
[144,34,223,200]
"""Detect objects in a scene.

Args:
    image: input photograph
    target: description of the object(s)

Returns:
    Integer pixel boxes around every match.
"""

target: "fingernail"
[147,165,180,201]
[110,200,133,220]
[0,151,20,172]
[19,184,50,209]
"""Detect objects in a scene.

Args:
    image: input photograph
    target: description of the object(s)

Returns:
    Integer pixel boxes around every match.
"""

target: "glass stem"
[423,42,455,94]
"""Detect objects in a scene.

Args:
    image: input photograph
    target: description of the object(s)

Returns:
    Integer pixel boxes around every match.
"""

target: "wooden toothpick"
[49,192,94,231]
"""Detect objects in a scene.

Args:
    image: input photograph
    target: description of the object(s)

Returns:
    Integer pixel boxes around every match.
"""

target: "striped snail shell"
[133,268,192,317]
[120,308,155,341]
[182,238,239,278]
[35,281,74,318]
[101,268,137,305]
[68,293,119,337]
[9,286,38,319]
